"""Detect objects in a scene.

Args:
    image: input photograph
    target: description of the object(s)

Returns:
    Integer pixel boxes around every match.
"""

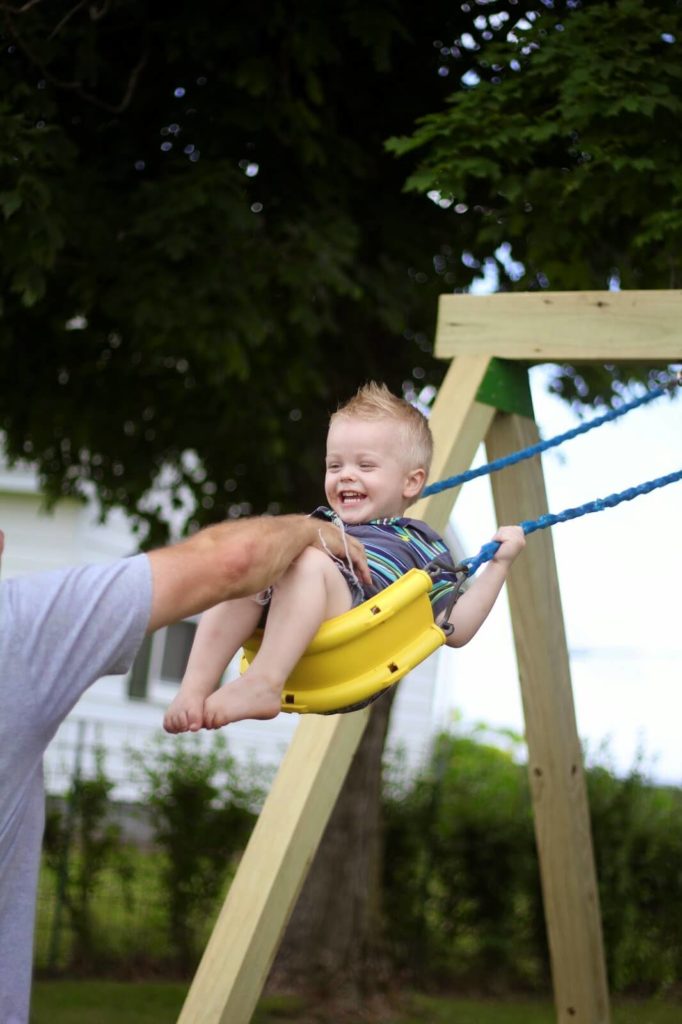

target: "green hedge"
[382,731,682,995]
[39,735,265,974]
[39,729,682,994]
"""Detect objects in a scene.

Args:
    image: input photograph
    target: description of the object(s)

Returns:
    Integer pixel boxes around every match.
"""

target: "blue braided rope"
[422,382,676,498]
[461,468,682,577]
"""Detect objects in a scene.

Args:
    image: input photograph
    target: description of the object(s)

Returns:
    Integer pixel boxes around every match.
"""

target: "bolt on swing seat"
[240,565,456,715]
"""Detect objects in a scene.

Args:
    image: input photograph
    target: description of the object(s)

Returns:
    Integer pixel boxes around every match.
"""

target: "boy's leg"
[203,547,353,727]
[164,597,263,733]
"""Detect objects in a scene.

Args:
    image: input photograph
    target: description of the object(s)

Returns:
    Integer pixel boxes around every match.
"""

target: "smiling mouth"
[339,491,366,505]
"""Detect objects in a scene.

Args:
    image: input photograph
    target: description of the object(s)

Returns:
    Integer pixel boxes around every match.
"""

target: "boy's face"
[324,416,425,524]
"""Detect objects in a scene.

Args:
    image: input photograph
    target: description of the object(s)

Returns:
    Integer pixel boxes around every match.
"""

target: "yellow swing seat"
[240,567,448,715]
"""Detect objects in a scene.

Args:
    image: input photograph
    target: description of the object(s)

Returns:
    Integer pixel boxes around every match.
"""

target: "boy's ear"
[403,467,426,499]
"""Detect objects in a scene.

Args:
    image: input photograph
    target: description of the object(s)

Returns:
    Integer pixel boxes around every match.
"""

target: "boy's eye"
[360,463,376,470]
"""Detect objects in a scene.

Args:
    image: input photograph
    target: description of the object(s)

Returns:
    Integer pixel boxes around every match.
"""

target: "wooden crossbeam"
[435,290,682,361]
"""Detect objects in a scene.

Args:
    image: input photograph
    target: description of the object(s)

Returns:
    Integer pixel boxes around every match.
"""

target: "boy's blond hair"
[331,381,433,479]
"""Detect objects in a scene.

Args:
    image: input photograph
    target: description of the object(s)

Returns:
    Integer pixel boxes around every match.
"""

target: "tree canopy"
[0,0,678,542]
[0,0,487,543]
[387,0,681,402]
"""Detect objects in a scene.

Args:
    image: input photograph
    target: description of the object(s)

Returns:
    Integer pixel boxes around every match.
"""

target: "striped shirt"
[311,506,457,619]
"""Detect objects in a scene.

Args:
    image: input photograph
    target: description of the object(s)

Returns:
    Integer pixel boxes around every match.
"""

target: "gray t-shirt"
[0,555,152,1024]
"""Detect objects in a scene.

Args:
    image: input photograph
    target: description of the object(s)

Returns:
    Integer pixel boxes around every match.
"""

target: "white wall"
[0,465,138,575]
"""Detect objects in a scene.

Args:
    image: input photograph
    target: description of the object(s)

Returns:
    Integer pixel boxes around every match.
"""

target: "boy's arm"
[146,514,369,634]
[444,525,525,648]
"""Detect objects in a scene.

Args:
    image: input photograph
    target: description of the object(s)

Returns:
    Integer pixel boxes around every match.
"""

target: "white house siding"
[0,466,138,575]
[46,669,440,804]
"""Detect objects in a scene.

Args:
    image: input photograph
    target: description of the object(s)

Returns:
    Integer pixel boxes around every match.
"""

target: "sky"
[434,365,682,785]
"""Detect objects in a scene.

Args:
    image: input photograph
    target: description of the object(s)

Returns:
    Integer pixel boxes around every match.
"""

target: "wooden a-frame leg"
[176,710,370,1024]
[178,354,498,1024]
[486,411,610,1024]
[410,354,495,532]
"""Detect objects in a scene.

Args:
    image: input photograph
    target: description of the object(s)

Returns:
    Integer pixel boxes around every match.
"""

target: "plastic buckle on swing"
[425,558,470,639]
[426,555,459,580]
[447,563,470,609]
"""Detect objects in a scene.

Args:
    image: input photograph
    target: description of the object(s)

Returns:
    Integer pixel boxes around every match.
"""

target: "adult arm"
[444,525,525,648]
[145,514,370,633]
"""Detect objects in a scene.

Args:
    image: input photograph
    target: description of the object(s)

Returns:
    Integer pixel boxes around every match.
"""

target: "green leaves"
[3,1,675,536]
[0,1,471,541]
[387,0,682,296]
[131,733,265,966]
[0,190,22,219]
[384,730,682,992]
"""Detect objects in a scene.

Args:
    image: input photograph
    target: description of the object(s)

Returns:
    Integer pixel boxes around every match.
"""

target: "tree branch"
[3,5,149,113]
[1,1,45,13]
[49,1,88,40]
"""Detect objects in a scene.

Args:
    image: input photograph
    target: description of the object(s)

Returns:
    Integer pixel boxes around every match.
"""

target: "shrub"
[383,730,682,996]
[383,729,545,990]
[43,747,134,972]
[131,733,267,968]
[587,761,682,993]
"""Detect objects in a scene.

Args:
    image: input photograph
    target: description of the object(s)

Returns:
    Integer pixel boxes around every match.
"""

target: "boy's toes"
[187,708,203,732]
[203,701,221,730]
[164,709,189,734]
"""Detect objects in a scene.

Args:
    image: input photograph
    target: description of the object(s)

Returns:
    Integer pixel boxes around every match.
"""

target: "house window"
[160,621,197,683]
[128,635,152,701]
[127,620,197,701]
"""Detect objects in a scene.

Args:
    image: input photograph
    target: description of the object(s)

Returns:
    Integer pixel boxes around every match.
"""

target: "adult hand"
[313,523,371,586]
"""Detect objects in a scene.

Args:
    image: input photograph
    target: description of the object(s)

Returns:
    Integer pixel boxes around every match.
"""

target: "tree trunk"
[268,687,397,1000]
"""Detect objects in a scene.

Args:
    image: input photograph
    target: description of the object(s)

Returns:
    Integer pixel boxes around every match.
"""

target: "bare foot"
[203,673,282,728]
[163,690,206,734]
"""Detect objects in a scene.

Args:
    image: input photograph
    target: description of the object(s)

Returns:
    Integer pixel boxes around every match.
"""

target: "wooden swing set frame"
[176,289,682,1024]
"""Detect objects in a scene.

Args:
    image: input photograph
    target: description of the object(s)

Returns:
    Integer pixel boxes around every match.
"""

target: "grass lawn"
[31,981,682,1024]
[32,981,187,1024]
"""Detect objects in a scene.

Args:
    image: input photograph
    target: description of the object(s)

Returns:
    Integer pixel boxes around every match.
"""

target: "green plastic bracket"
[476,358,535,419]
